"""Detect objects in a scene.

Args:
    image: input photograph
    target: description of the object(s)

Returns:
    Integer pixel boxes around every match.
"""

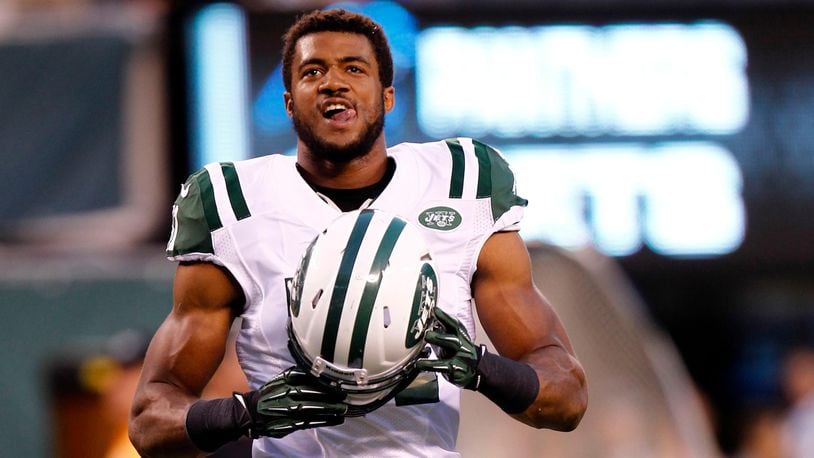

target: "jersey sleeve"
[472,139,528,230]
[165,162,259,312]
[442,138,528,232]
[166,168,220,260]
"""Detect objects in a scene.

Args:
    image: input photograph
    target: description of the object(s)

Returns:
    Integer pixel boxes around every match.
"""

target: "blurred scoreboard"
[183,1,814,267]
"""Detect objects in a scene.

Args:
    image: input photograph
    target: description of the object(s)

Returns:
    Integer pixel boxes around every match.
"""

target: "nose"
[319,67,349,94]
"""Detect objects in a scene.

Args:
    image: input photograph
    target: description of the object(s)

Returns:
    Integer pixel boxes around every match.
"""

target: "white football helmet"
[287,209,437,414]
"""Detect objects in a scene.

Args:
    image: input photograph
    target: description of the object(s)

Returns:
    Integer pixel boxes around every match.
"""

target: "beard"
[291,99,386,165]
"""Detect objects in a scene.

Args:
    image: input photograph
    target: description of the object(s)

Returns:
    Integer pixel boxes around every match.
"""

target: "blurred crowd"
[733,346,814,458]
[49,327,250,458]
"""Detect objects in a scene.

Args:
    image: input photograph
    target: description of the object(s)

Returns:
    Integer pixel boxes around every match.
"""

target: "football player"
[129,8,587,457]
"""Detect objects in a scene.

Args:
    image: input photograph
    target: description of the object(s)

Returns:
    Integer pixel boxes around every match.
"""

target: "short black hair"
[281,9,394,92]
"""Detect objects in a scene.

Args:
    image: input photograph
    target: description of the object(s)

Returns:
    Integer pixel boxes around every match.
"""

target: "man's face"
[285,31,395,163]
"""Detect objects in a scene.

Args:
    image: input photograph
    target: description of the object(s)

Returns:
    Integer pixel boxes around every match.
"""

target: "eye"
[302,68,322,78]
[347,65,363,74]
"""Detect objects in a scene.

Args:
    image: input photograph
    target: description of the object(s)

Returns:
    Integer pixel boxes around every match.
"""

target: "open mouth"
[323,102,357,123]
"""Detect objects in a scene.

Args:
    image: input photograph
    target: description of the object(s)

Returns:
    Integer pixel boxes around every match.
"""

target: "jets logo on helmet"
[287,209,438,414]
[406,264,436,348]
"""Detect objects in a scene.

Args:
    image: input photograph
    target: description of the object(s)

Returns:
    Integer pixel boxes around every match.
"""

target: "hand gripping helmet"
[287,209,437,415]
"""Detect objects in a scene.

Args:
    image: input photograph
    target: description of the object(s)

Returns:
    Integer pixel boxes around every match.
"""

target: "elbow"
[553,389,588,431]
[128,404,198,458]
[128,428,167,458]
[554,359,588,431]
[128,401,152,456]
[522,370,588,432]
[128,415,156,458]
[552,370,588,432]
[526,387,587,432]
[128,420,148,457]
[128,409,168,458]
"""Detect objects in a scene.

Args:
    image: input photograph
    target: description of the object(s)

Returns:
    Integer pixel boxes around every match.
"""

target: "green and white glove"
[415,307,485,390]
[238,366,349,439]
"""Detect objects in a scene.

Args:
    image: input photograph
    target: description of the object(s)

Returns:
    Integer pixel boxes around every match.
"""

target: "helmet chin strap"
[311,355,370,385]
[285,329,430,417]
[286,324,420,386]
[342,359,425,417]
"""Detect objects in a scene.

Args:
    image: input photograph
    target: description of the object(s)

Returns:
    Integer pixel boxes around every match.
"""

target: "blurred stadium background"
[2,0,814,456]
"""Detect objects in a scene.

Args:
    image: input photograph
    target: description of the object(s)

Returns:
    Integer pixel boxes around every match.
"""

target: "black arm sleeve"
[185,395,251,452]
[476,350,540,414]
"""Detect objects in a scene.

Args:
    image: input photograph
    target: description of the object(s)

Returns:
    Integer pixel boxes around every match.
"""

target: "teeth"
[324,103,348,113]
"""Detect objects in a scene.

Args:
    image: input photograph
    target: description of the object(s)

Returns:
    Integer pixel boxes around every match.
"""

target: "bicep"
[472,232,575,361]
[136,262,244,399]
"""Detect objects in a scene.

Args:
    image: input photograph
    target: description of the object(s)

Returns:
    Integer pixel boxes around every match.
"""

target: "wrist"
[465,344,488,390]
[475,350,540,414]
[185,395,252,452]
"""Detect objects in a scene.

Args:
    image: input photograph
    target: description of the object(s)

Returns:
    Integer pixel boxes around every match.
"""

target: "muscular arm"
[129,262,244,457]
[473,231,587,431]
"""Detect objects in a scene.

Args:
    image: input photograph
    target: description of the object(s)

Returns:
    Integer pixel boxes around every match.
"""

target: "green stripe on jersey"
[473,140,529,222]
[321,210,374,362]
[195,169,223,231]
[167,170,215,256]
[220,162,251,221]
[445,139,465,199]
[473,140,492,198]
[347,217,407,368]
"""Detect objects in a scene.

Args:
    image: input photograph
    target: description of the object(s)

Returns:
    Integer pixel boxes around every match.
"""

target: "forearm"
[471,231,588,430]
[129,383,201,457]
[511,345,587,431]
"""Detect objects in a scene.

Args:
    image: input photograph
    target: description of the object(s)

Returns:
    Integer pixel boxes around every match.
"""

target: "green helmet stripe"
[347,217,407,369]
[445,139,466,198]
[321,210,375,362]
[195,169,222,231]
[473,140,493,198]
[220,162,251,221]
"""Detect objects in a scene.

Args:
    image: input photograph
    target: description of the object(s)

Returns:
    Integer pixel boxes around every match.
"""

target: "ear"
[284,92,293,117]
[383,86,395,113]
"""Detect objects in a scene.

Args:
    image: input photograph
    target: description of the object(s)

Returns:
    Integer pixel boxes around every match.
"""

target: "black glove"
[415,307,485,390]
[187,366,349,452]
[238,366,349,438]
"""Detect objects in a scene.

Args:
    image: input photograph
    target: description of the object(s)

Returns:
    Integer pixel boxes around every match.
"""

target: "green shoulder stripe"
[195,169,223,231]
[472,140,529,222]
[220,162,251,221]
[166,168,218,257]
[473,141,492,198]
[444,139,466,199]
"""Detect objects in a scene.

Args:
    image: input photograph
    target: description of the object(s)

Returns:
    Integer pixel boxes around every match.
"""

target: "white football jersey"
[167,138,527,457]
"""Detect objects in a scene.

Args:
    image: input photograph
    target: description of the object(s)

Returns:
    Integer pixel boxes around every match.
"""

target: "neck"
[296,137,389,189]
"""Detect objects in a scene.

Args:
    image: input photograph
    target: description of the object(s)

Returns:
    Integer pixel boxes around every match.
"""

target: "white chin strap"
[311,355,370,386]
